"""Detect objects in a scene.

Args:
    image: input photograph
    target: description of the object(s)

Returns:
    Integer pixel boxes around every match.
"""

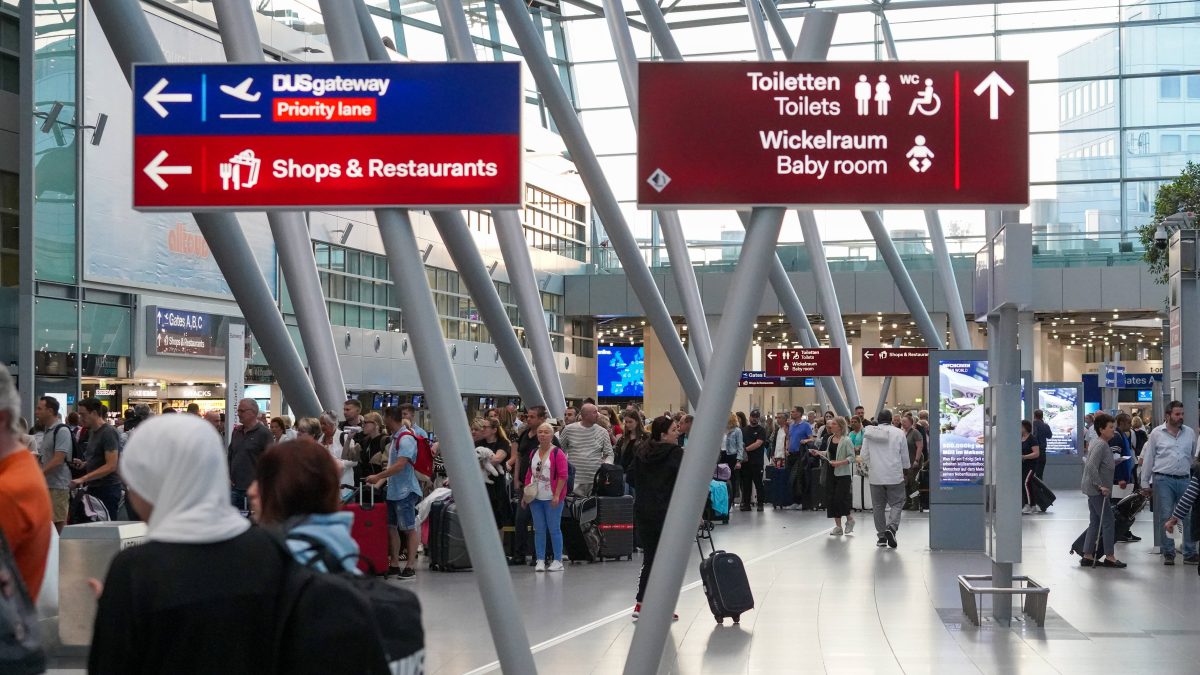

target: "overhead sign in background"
[132,63,522,210]
[637,61,1028,208]
[739,371,815,387]
[862,347,931,377]
[764,348,841,377]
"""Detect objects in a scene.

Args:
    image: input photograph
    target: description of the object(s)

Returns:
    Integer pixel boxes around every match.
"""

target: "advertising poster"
[938,359,988,486]
[1038,387,1079,455]
[596,346,645,398]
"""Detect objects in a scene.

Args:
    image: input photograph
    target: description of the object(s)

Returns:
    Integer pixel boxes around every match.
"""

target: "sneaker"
[1124,534,1143,542]
[386,565,402,578]
[632,603,640,620]
[1184,555,1200,565]
[829,527,844,536]
[845,518,855,534]
[535,560,546,572]
[398,567,416,580]
[1021,505,1033,515]
[884,530,898,549]
[1164,556,1176,566]
[876,535,888,548]
[547,560,564,572]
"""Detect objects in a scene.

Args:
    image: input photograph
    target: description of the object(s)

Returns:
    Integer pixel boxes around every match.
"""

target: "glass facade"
[463,184,589,261]
[313,241,592,356]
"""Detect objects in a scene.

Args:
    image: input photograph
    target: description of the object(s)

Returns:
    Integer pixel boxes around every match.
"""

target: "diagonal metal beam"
[211,0,348,416]
[497,0,703,407]
[88,0,323,419]
[624,15,837,673]
[861,210,944,349]
[324,4,538,673]
[435,0,566,416]
[600,0,714,375]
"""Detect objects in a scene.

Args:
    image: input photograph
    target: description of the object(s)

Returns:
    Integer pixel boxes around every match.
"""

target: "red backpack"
[397,429,434,479]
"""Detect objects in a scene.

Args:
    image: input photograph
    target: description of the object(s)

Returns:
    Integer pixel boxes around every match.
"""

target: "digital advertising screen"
[1038,387,1079,455]
[597,346,645,399]
[938,359,988,486]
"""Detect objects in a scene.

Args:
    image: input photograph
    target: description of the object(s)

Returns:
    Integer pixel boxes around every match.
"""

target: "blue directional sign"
[132,62,522,210]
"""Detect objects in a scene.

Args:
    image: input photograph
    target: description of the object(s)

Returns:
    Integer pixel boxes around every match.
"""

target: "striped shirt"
[559,422,613,496]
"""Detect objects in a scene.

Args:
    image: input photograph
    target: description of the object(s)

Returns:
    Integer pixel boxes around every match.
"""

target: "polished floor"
[47,494,1200,674]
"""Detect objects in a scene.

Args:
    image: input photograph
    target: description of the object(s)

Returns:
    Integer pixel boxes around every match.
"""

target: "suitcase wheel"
[714,615,723,624]
[733,614,741,624]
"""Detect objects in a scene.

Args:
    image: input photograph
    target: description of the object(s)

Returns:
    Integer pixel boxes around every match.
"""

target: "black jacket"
[632,441,684,523]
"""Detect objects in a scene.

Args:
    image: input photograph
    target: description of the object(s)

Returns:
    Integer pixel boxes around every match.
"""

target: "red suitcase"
[343,483,390,575]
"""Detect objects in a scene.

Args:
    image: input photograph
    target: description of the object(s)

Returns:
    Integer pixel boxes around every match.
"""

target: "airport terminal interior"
[5,0,1200,673]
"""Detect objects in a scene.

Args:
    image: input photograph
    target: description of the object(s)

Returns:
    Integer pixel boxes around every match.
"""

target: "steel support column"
[498,0,702,406]
[877,12,972,348]
[323,4,538,673]
[211,0,347,416]
[600,0,713,375]
[762,0,796,56]
[797,211,861,408]
[861,210,944,349]
[88,0,323,418]
[432,0,564,414]
[624,16,837,673]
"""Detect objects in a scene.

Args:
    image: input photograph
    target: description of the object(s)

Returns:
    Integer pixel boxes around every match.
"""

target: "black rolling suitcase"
[428,498,471,571]
[561,496,599,563]
[595,495,636,560]
[1029,475,1057,512]
[764,464,793,508]
[1069,494,1140,559]
[696,523,753,624]
[803,465,824,511]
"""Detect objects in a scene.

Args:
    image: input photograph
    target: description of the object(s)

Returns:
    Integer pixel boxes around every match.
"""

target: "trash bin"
[58,521,148,646]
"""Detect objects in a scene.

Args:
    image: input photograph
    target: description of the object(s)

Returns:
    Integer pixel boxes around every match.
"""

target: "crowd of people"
[8,355,1200,670]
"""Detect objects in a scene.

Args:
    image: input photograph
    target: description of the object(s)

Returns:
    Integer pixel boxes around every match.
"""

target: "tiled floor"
[47,494,1200,674]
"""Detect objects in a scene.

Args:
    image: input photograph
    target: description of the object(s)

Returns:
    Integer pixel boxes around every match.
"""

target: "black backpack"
[0,531,44,675]
[593,463,626,497]
[287,532,425,672]
[48,423,85,479]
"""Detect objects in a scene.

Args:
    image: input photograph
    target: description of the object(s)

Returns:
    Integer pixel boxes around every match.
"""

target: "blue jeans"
[1156,474,1197,558]
[529,498,565,562]
[88,483,124,521]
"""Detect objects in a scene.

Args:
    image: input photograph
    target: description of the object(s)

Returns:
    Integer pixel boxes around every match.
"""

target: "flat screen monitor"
[937,358,988,487]
[1037,387,1080,455]
[596,346,645,398]
[1137,389,1153,402]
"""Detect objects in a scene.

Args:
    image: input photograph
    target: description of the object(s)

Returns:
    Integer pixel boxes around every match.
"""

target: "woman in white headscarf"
[88,414,289,674]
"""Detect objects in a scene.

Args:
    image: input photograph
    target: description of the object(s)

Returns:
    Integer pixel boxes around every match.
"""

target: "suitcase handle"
[696,523,716,557]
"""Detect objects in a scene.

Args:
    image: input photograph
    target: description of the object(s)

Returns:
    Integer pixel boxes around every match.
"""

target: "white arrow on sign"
[864,350,875,360]
[767,351,777,360]
[973,71,1014,121]
[144,78,193,118]
[143,150,193,190]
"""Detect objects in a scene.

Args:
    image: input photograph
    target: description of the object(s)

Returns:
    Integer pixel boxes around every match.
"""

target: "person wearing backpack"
[34,396,73,532]
[89,414,389,674]
[367,408,422,580]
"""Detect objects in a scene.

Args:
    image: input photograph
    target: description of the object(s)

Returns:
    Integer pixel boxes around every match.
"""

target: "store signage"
[861,347,930,377]
[245,364,274,384]
[132,63,522,210]
[152,306,217,356]
[166,384,226,399]
[637,61,1028,208]
[127,388,160,399]
[764,348,841,377]
[738,371,816,387]
[91,388,118,397]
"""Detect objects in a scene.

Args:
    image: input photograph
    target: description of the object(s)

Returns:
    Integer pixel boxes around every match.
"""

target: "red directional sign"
[637,61,1028,209]
[764,348,841,377]
[861,347,931,377]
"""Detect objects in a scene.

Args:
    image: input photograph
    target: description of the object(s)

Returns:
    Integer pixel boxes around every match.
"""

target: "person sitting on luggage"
[631,416,684,622]
[522,422,569,572]
[1080,412,1127,568]
[818,416,855,536]
[250,439,362,574]
[1020,421,1041,515]
[88,415,294,673]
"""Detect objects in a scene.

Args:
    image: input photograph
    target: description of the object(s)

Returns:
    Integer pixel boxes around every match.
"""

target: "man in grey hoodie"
[859,409,911,548]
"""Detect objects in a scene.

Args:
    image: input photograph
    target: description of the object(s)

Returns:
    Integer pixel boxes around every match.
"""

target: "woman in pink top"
[522,422,569,571]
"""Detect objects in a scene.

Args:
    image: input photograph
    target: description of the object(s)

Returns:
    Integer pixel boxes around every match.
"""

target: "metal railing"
[586,230,1148,274]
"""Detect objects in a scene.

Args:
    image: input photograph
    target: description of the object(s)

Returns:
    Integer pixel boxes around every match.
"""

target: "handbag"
[522,454,543,505]
[0,531,46,675]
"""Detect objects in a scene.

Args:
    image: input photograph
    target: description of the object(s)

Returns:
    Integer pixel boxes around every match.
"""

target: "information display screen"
[938,359,988,486]
[597,346,645,399]
[1038,387,1079,455]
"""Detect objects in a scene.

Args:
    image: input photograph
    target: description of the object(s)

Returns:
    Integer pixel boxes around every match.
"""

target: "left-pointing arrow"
[144,150,193,190]
[144,78,193,118]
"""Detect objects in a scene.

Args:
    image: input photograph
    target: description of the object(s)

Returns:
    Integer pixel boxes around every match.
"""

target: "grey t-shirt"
[228,423,274,490]
[39,422,73,490]
[84,424,123,488]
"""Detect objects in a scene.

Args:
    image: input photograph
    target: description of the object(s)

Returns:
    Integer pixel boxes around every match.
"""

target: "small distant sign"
[764,348,841,377]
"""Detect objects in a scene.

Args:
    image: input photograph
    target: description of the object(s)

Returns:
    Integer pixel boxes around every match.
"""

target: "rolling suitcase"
[428,497,471,571]
[696,524,754,624]
[803,465,824,511]
[852,474,873,511]
[764,465,793,508]
[342,482,389,575]
[1029,475,1057,511]
[595,495,636,560]
[562,495,599,563]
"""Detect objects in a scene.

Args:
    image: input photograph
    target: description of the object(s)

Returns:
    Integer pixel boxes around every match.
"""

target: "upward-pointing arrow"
[973,71,1014,121]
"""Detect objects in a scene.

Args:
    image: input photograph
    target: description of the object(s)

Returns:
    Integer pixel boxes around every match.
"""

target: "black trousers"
[740,461,764,507]
[636,519,663,603]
